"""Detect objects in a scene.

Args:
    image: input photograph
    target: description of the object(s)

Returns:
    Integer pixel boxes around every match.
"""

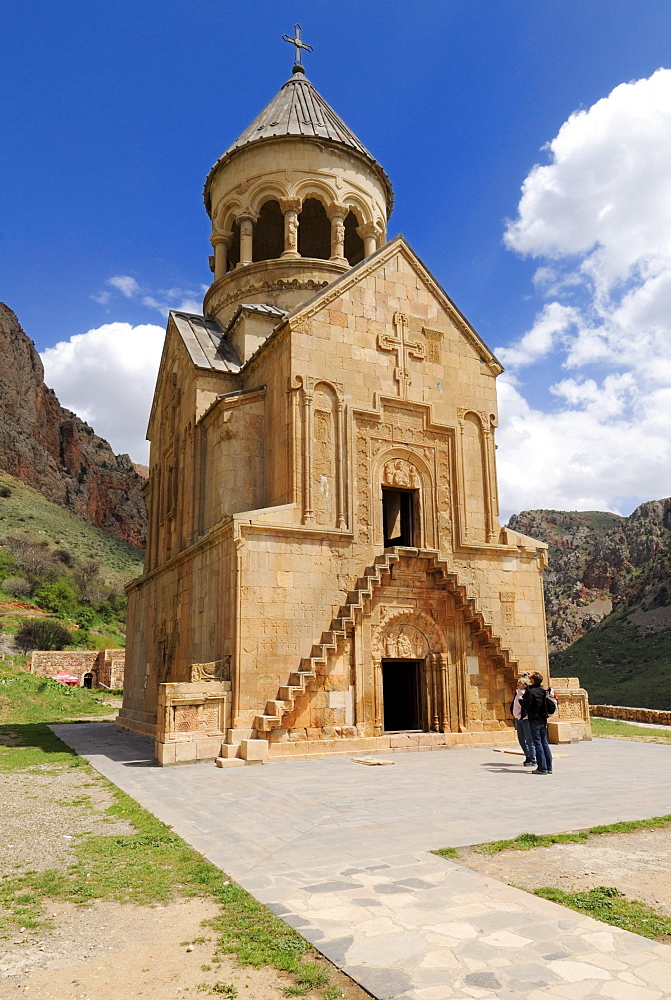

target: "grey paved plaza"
[52,723,671,1000]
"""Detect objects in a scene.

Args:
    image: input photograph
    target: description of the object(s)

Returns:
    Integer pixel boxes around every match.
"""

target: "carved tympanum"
[382,459,419,489]
[383,624,429,660]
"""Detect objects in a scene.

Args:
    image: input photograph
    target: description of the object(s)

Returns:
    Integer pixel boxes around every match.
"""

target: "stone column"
[302,387,315,524]
[373,654,383,736]
[335,395,346,530]
[237,213,256,266]
[328,203,348,264]
[357,222,379,258]
[435,653,449,732]
[210,230,233,281]
[279,198,302,259]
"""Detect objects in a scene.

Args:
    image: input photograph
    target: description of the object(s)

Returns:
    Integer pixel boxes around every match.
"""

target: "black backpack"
[545,687,558,715]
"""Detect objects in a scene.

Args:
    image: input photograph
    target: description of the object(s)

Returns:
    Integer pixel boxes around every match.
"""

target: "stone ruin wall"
[590,704,671,727]
[30,649,125,689]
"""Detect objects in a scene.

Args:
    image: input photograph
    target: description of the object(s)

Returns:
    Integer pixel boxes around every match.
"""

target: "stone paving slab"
[51,723,671,1000]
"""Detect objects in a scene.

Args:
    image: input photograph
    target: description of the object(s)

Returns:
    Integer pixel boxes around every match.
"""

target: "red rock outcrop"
[0,303,147,546]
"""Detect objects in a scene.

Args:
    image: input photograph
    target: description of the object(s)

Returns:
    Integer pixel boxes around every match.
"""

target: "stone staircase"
[252,546,519,736]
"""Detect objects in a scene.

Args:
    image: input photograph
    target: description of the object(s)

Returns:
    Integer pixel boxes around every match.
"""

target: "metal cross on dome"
[282,23,313,67]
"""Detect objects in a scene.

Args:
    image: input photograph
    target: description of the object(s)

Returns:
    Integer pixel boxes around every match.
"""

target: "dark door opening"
[83,672,93,689]
[383,488,415,547]
[382,659,421,731]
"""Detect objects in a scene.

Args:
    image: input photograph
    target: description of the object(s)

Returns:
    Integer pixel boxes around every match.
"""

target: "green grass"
[591,716,671,742]
[0,666,340,998]
[0,469,144,588]
[0,781,339,995]
[551,608,671,709]
[534,886,671,940]
[435,814,671,858]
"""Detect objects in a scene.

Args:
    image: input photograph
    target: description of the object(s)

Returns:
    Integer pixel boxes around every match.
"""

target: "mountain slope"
[0,303,147,546]
[0,469,144,589]
[509,500,671,709]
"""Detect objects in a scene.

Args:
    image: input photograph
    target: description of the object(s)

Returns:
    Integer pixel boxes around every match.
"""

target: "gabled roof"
[204,67,393,213]
[171,312,241,373]
[280,235,505,375]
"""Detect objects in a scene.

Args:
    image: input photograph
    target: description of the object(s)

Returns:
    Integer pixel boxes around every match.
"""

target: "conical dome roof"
[204,67,393,213]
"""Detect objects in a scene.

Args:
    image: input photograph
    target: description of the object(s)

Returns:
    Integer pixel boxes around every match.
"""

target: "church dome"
[202,65,393,329]
[204,66,393,216]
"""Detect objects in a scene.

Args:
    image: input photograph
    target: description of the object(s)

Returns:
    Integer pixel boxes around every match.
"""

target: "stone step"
[278,684,302,701]
[254,714,277,731]
[265,699,286,717]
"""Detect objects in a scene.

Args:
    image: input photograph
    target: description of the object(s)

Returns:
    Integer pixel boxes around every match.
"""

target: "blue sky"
[2,1,671,518]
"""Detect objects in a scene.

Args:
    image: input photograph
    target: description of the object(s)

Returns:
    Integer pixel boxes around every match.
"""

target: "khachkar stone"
[120,27,585,766]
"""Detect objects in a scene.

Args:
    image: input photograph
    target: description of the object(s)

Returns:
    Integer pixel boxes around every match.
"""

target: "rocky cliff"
[0,303,146,547]
[509,501,671,650]
[509,502,671,708]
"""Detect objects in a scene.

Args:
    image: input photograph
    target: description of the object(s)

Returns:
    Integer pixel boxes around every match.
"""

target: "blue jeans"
[515,718,535,761]
[530,721,553,772]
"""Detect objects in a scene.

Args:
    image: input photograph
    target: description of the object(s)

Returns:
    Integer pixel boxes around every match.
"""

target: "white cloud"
[497,68,671,519]
[40,322,165,464]
[92,275,208,319]
[108,275,141,298]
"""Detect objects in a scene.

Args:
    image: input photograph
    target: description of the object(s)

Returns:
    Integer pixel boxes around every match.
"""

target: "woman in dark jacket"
[520,672,553,774]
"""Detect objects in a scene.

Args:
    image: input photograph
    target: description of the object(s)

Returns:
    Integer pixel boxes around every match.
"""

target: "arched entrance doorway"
[372,614,459,734]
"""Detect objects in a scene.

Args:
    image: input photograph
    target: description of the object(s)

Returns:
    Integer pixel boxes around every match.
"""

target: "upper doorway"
[383,488,415,547]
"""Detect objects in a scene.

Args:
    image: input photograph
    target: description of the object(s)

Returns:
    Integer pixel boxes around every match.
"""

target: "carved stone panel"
[190,657,231,682]
[382,459,419,489]
[383,624,429,659]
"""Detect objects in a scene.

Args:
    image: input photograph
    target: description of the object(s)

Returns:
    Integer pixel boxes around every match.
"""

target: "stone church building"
[119,56,589,764]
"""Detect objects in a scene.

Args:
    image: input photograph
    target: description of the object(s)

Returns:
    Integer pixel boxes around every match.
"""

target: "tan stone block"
[175,741,196,764]
[548,720,573,744]
[215,757,245,768]
[156,742,176,766]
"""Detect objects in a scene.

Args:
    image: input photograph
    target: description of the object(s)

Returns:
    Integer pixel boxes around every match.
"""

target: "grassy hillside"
[0,469,144,588]
[551,610,671,710]
[0,469,144,652]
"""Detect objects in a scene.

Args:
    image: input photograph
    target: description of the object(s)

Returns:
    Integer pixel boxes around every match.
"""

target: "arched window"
[344,210,364,265]
[227,220,241,271]
[253,200,284,262]
[298,198,330,259]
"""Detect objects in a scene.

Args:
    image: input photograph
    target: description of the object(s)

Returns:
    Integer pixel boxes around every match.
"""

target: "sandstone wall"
[30,648,125,688]
[0,303,147,546]
[590,704,671,727]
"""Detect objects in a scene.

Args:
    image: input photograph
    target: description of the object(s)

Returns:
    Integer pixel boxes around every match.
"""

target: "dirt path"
[0,767,364,1000]
[456,825,671,919]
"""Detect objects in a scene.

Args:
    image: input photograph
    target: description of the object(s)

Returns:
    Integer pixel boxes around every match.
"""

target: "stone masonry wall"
[31,649,125,688]
[590,704,671,727]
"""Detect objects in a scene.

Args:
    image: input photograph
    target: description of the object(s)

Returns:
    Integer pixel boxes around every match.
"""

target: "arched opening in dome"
[344,210,365,265]
[253,200,284,262]
[298,198,330,259]
[227,220,241,271]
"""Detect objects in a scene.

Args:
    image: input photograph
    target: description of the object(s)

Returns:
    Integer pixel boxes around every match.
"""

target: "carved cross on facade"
[282,23,313,67]
[377,312,426,398]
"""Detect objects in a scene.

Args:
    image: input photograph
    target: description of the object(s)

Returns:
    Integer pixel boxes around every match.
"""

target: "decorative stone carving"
[190,657,231,682]
[424,327,443,364]
[377,313,426,398]
[383,624,429,659]
[382,459,419,489]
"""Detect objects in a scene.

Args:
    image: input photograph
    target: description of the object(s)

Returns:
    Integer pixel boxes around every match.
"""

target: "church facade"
[119,59,590,764]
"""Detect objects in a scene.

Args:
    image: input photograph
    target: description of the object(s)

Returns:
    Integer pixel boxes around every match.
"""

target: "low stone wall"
[30,649,125,689]
[590,704,671,727]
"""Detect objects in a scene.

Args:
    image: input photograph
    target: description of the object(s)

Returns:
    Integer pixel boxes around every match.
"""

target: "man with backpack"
[520,672,556,774]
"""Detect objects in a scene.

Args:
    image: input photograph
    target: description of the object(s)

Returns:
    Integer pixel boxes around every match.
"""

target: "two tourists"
[520,671,554,774]
[510,676,536,767]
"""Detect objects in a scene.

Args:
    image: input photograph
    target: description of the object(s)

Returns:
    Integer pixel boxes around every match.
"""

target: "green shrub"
[15,619,73,652]
[34,578,79,616]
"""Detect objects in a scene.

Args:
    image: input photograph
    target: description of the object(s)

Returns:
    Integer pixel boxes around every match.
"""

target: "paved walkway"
[52,724,671,1000]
